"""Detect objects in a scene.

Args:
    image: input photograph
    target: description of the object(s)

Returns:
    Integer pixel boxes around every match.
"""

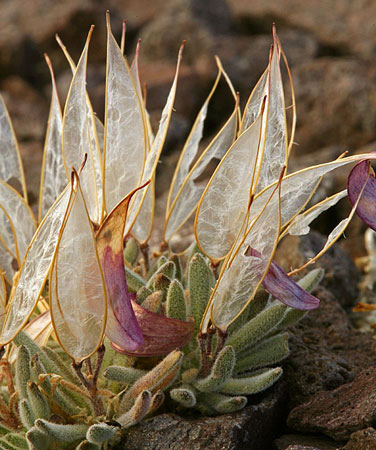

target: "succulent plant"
[0,12,374,450]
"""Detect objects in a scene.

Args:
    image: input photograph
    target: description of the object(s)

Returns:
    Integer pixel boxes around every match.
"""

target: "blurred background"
[1,0,376,255]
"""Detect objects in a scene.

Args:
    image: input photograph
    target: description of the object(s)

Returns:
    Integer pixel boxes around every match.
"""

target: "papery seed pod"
[27,381,50,420]
[125,266,146,292]
[235,333,289,372]
[120,350,183,411]
[166,279,187,321]
[200,392,247,413]
[170,385,196,408]
[86,423,117,444]
[188,253,213,334]
[18,399,35,429]
[123,237,140,266]
[3,433,28,449]
[15,345,31,400]
[25,427,50,450]
[226,304,286,353]
[136,286,152,304]
[221,367,283,395]
[117,390,152,428]
[104,366,146,384]
[170,254,183,281]
[194,346,235,392]
[35,419,88,443]
[141,291,163,313]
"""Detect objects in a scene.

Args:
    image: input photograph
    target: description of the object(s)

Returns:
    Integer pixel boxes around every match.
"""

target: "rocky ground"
[2,0,376,448]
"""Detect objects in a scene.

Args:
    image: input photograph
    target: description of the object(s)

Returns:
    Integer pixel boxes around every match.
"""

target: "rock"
[279,279,376,408]
[274,433,339,450]
[291,58,376,154]
[216,29,318,97]
[275,232,360,307]
[119,380,288,450]
[0,76,48,142]
[287,368,376,441]
[228,0,376,59]
[345,427,376,450]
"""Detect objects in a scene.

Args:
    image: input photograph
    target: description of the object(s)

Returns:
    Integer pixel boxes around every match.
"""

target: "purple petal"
[96,190,145,352]
[347,160,376,231]
[100,245,144,351]
[263,260,320,310]
[249,248,319,310]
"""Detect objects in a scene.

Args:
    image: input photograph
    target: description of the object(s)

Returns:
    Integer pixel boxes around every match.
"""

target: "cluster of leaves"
[0,11,375,450]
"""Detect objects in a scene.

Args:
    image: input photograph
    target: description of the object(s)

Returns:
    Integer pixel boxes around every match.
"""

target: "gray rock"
[274,433,339,450]
[119,381,287,449]
[287,368,376,441]
[345,427,376,450]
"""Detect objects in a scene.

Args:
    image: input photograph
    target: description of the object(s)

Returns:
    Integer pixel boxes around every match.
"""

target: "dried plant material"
[164,60,238,242]
[62,27,100,223]
[38,55,67,223]
[0,180,36,282]
[0,186,72,345]
[0,95,27,200]
[96,187,145,353]
[286,190,347,236]
[124,43,184,241]
[195,108,265,261]
[50,175,107,362]
[206,179,282,331]
[103,16,146,215]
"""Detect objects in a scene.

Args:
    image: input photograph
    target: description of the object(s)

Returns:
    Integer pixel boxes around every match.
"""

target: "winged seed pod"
[0,15,372,447]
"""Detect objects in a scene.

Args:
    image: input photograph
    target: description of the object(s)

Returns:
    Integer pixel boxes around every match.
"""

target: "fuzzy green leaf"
[221,367,283,395]
[86,423,117,444]
[35,419,88,443]
[103,366,146,384]
[194,345,235,392]
[18,399,35,429]
[136,286,152,304]
[125,266,146,292]
[226,304,286,353]
[188,253,213,334]
[3,434,27,449]
[123,237,140,266]
[170,385,196,407]
[141,290,163,312]
[166,279,187,321]
[200,392,247,413]
[27,381,50,420]
[117,390,152,428]
[235,333,289,372]
[25,427,50,450]
[15,345,31,400]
